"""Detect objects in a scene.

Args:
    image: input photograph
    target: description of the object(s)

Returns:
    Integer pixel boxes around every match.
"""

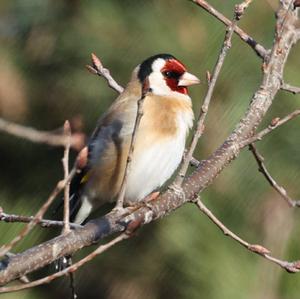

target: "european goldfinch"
[70,54,200,224]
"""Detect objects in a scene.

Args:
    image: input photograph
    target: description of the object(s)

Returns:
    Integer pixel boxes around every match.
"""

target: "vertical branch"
[115,80,149,209]
[62,121,72,234]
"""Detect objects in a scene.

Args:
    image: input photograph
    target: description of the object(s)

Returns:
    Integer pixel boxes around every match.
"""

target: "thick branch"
[0,233,129,293]
[0,1,298,286]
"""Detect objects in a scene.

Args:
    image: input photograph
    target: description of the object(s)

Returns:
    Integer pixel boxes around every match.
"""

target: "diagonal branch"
[190,0,269,59]
[192,196,300,272]
[175,3,246,186]
[115,80,149,208]
[86,53,124,94]
[0,233,129,293]
[249,144,300,207]
[0,166,77,258]
[240,109,300,147]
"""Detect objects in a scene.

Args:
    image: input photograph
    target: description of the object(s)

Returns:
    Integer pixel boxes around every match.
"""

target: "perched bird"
[70,53,200,224]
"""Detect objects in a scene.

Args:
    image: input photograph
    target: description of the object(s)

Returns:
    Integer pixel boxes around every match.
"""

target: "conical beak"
[178,72,200,87]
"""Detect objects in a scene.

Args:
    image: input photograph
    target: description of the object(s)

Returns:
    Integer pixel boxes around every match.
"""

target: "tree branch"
[0,211,81,229]
[0,118,84,150]
[0,233,129,293]
[240,109,300,147]
[281,82,300,94]
[176,4,243,186]
[62,121,72,234]
[0,0,299,286]
[115,81,149,208]
[192,196,300,272]
[190,0,269,59]
[0,167,77,258]
[86,53,124,94]
[249,144,300,207]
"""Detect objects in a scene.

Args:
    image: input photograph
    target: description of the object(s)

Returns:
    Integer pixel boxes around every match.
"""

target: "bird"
[69,53,200,224]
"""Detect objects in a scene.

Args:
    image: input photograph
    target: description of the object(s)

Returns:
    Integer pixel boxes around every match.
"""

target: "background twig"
[249,144,300,207]
[0,118,84,150]
[193,197,300,273]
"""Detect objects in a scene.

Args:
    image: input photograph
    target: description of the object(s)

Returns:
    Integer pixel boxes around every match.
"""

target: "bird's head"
[136,54,200,96]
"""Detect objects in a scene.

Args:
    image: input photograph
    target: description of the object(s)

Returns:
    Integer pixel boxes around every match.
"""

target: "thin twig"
[240,109,300,147]
[0,211,81,229]
[235,0,254,20]
[86,53,124,94]
[190,0,269,59]
[62,121,72,234]
[249,144,300,207]
[0,118,84,150]
[0,167,77,257]
[193,197,300,273]
[175,8,239,186]
[0,233,129,294]
[61,122,74,297]
[115,80,149,208]
[281,82,300,94]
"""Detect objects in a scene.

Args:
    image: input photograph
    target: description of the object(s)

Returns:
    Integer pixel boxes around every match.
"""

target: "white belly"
[124,130,187,203]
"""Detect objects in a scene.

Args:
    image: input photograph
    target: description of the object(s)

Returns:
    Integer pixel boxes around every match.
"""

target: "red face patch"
[161,59,188,95]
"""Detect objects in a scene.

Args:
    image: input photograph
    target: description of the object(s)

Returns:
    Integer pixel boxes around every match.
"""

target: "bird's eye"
[163,71,180,79]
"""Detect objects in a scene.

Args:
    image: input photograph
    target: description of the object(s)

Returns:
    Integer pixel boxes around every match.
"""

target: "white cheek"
[148,72,171,95]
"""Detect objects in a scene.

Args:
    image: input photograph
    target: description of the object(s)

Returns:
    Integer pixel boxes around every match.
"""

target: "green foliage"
[0,1,300,298]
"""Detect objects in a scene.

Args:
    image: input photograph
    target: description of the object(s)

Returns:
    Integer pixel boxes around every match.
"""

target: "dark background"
[0,1,300,298]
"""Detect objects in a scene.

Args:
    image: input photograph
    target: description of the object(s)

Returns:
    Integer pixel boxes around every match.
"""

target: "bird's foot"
[111,205,129,217]
[126,191,160,211]
[55,255,72,271]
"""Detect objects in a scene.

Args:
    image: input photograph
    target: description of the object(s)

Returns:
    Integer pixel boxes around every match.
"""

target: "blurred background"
[0,0,300,298]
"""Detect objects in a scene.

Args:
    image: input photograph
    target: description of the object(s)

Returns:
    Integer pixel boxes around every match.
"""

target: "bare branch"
[190,0,269,59]
[86,53,124,94]
[249,144,300,207]
[175,8,239,186]
[240,109,300,147]
[0,211,81,229]
[0,233,129,294]
[0,167,77,258]
[193,197,300,273]
[281,82,300,94]
[115,81,149,208]
[62,121,72,234]
[235,0,254,20]
[0,118,84,150]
